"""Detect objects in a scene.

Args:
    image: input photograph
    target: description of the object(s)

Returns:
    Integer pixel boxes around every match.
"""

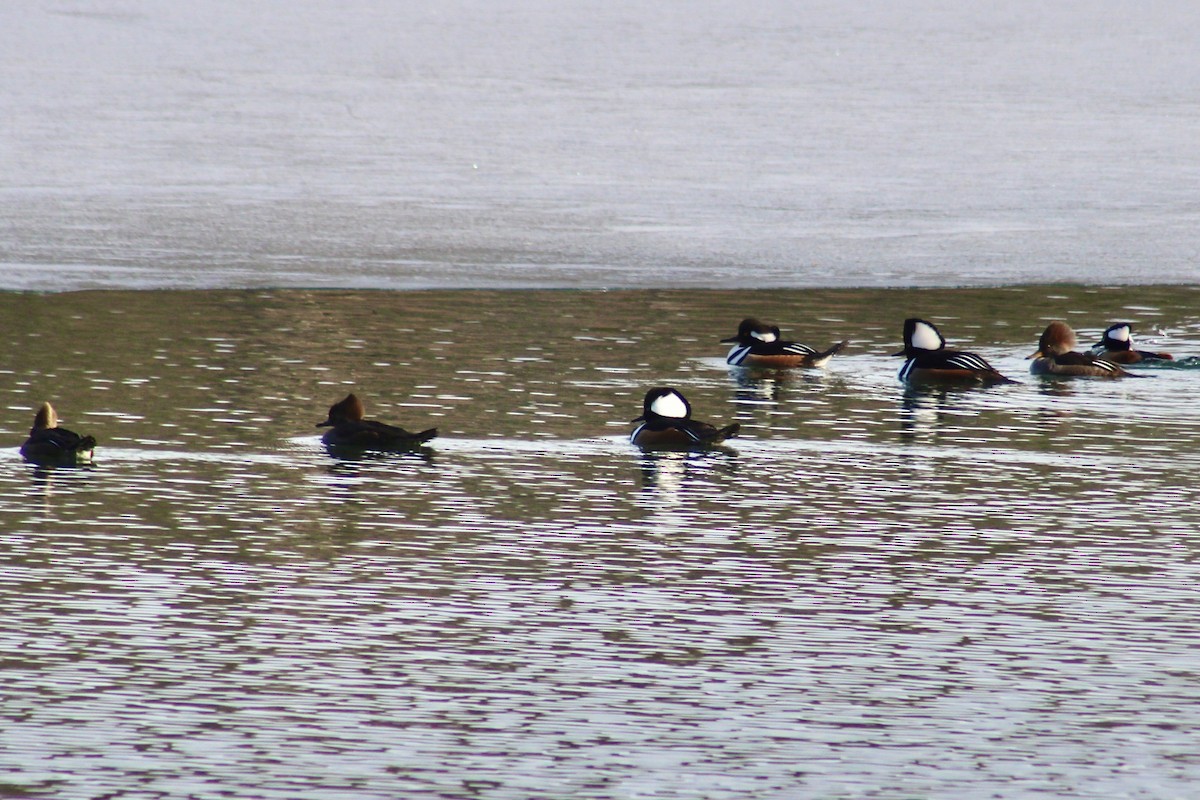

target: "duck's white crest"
[751,330,777,343]
[1108,325,1131,342]
[650,392,688,418]
[910,321,943,351]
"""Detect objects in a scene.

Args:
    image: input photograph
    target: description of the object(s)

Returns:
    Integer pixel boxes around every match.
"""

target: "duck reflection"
[639,450,689,497]
[1034,379,1076,399]
[898,385,971,442]
[637,448,738,499]
[323,443,434,469]
[25,461,96,516]
[730,362,847,402]
[730,366,792,402]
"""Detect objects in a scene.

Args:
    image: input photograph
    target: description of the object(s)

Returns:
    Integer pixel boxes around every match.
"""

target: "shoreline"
[3,266,1198,294]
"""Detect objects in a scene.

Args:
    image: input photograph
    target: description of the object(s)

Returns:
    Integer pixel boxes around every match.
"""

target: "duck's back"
[1032,351,1126,377]
[20,426,96,462]
[323,419,437,449]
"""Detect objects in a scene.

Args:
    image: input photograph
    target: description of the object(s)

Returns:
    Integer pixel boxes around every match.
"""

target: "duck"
[721,318,847,368]
[19,402,96,465]
[630,387,739,450]
[316,393,437,451]
[893,318,1014,384]
[1090,322,1174,364]
[1029,322,1130,377]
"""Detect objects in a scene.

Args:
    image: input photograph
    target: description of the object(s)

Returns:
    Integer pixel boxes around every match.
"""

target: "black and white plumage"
[19,402,96,465]
[1029,322,1131,378]
[893,318,1014,384]
[1090,322,1173,364]
[630,387,739,449]
[721,318,847,368]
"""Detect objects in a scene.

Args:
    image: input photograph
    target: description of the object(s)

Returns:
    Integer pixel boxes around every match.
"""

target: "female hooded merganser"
[1090,323,1174,364]
[1029,322,1130,377]
[721,318,847,368]
[630,387,739,449]
[893,318,1014,384]
[316,393,437,451]
[19,402,96,464]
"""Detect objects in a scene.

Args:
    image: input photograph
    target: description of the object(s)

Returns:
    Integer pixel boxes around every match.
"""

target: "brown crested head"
[317,393,366,427]
[1035,321,1077,357]
[32,402,59,430]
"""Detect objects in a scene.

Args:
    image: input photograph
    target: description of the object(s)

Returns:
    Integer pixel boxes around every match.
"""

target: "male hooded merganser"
[893,318,1014,384]
[1028,322,1130,377]
[630,387,739,449]
[1090,323,1174,364]
[19,402,96,464]
[721,318,847,368]
[316,393,437,450]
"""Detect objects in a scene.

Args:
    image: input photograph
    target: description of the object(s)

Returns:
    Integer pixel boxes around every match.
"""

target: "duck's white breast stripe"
[630,423,647,443]
[726,345,752,365]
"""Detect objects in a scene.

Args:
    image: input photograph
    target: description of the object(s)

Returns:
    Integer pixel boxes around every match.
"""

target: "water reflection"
[636,448,739,499]
[23,461,98,518]
[322,443,436,464]
[729,363,844,397]
[730,366,790,401]
[638,450,691,497]
[1034,376,1079,398]
[898,385,956,442]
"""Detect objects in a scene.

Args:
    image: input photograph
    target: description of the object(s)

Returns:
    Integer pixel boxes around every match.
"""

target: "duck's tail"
[810,340,849,368]
[710,423,740,442]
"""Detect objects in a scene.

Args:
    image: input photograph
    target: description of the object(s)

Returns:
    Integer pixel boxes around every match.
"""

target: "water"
[3,286,1200,799]
[5,1,1200,795]
[4,1,1200,290]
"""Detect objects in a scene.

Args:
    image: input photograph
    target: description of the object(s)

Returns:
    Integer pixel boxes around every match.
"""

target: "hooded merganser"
[721,318,847,368]
[1090,323,1174,364]
[630,387,739,449]
[19,402,96,464]
[316,393,437,450]
[1029,322,1129,377]
[893,318,1014,384]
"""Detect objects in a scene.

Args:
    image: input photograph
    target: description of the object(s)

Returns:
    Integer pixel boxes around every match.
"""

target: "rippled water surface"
[3,286,1200,799]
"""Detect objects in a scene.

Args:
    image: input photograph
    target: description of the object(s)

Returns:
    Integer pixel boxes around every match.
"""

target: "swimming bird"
[316,393,437,451]
[1090,322,1174,364]
[1029,322,1130,377]
[630,387,739,449]
[893,318,1014,384]
[721,318,847,368]
[19,402,96,465]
